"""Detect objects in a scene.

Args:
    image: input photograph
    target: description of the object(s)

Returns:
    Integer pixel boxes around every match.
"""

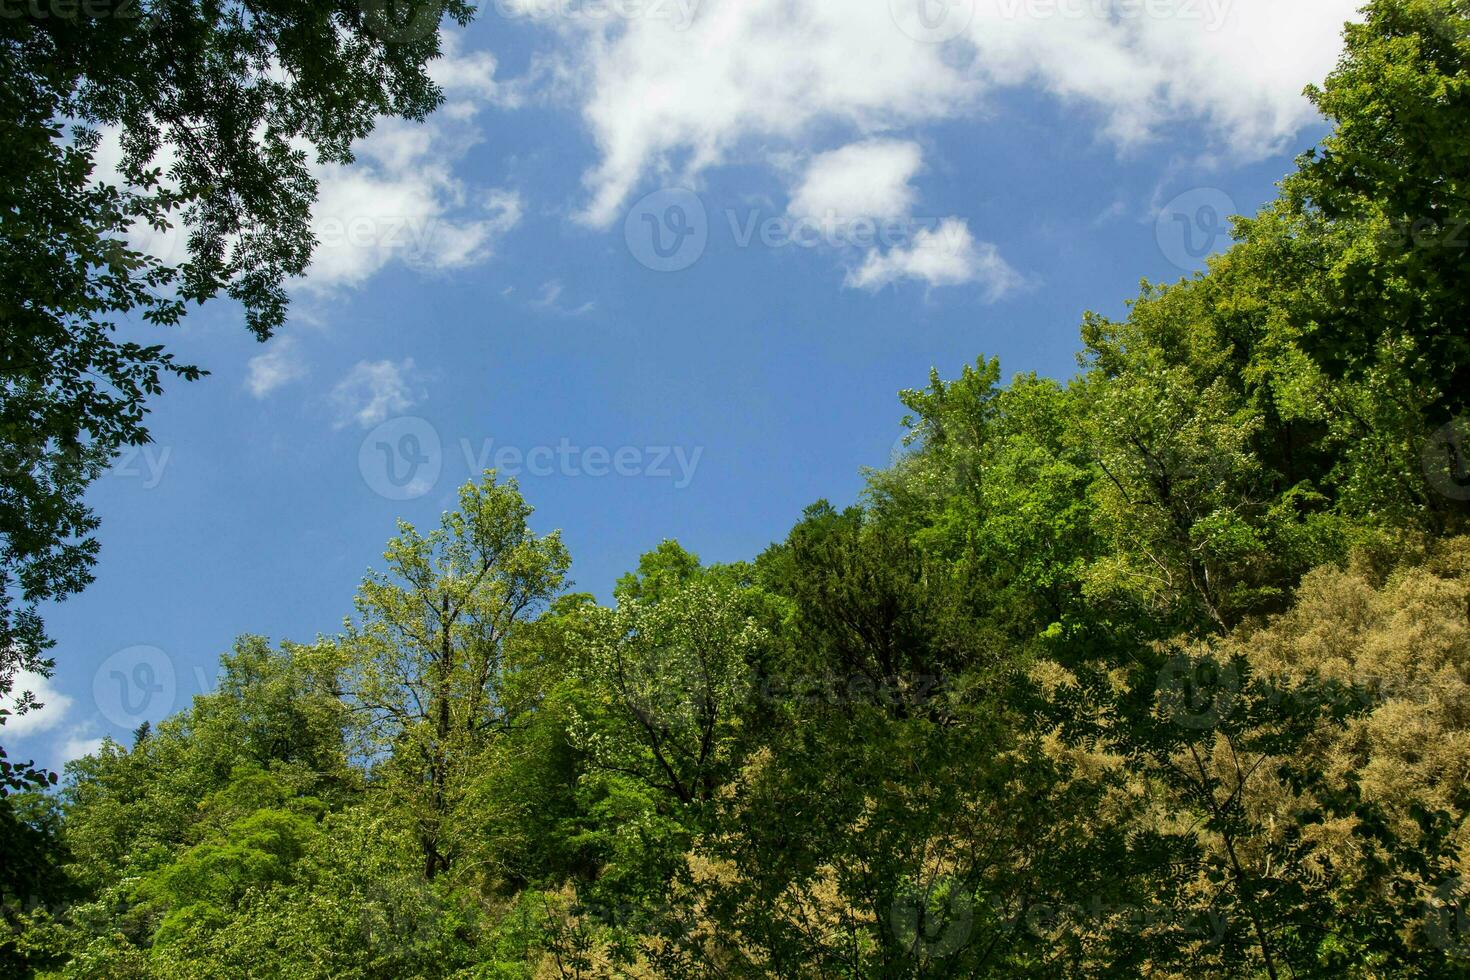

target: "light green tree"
[342,473,570,880]
[570,576,764,810]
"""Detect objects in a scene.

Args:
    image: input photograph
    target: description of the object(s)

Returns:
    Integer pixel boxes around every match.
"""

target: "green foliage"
[571,571,766,808]
[0,0,477,770]
[17,3,1470,976]
[60,636,352,899]
[137,787,324,949]
[341,473,570,880]
[1286,0,1470,424]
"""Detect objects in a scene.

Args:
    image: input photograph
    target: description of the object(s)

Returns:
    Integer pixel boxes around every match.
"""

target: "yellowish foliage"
[1225,536,1470,870]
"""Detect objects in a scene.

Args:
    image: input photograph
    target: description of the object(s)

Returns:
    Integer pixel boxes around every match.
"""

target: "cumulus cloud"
[298,36,524,290]
[1,669,111,768]
[428,33,517,105]
[245,337,309,399]
[304,156,522,290]
[966,0,1355,150]
[846,217,1022,297]
[90,35,522,294]
[302,61,524,294]
[330,359,421,429]
[787,139,924,225]
[87,127,192,264]
[89,1,1366,300]
[783,140,1016,296]
[1,669,73,737]
[60,734,107,763]
[530,0,1359,228]
[571,2,976,227]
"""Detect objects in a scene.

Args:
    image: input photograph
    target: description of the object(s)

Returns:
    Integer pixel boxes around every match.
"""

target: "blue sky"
[11,0,1363,769]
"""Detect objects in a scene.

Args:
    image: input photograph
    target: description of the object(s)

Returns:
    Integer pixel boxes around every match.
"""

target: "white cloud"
[571,2,975,227]
[1,668,112,768]
[846,217,1021,297]
[1,670,73,737]
[429,33,516,105]
[88,1,1366,301]
[330,359,421,429]
[89,35,522,294]
[87,128,193,264]
[965,0,1357,151]
[60,733,106,763]
[782,139,1018,294]
[531,0,1359,228]
[246,337,309,398]
[529,280,597,316]
[301,37,524,291]
[787,139,924,225]
[304,134,523,291]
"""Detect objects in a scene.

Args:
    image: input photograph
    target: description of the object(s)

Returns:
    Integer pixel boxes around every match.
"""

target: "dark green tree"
[0,0,476,717]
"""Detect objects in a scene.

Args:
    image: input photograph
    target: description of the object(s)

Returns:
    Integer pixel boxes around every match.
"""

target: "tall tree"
[1280,0,1470,426]
[572,568,765,810]
[343,473,570,879]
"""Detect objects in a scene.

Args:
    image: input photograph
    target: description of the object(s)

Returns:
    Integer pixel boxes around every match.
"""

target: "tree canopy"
[0,0,475,743]
[7,1,1470,977]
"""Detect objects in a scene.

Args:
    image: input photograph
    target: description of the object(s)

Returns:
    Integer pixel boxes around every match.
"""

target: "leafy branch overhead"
[6,1,1470,978]
[0,0,473,702]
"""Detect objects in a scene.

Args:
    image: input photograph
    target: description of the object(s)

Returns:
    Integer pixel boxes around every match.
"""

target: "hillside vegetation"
[6,1,1470,976]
